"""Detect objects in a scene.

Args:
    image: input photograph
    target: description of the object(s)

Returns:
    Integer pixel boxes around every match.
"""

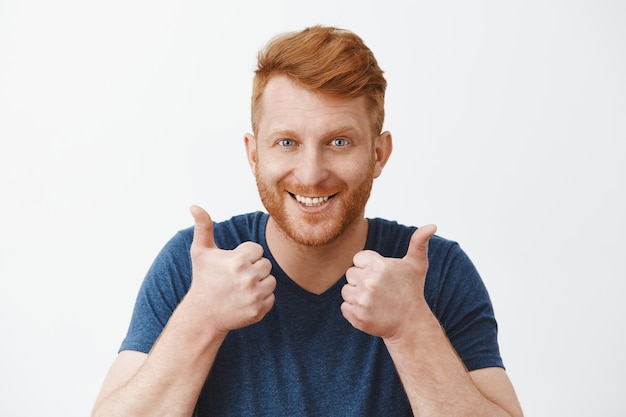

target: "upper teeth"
[295,195,330,206]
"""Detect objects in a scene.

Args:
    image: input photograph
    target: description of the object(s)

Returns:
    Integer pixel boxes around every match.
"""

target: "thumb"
[190,205,217,249]
[404,224,437,264]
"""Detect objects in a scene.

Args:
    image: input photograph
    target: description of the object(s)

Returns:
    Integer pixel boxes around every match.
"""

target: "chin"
[274,210,361,247]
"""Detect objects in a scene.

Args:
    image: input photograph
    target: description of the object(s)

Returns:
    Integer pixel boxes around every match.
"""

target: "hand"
[341,225,437,340]
[188,205,276,333]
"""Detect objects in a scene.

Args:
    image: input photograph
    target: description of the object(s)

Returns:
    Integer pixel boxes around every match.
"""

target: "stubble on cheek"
[254,161,375,247]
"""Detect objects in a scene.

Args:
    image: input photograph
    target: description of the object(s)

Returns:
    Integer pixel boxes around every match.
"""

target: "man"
[92,26,523,416]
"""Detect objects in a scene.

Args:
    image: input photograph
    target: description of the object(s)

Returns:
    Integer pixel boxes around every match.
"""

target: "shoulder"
[154,212,267,264]
[177,211,267,250]
[367,217,475,297]
[367,217,460,259]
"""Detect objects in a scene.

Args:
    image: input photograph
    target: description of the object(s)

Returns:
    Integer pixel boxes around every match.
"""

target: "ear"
[244,133,258,174]
[372,131,393,178]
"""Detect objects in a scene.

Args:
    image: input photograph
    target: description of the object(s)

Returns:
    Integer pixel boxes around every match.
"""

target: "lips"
[288,192,338,207]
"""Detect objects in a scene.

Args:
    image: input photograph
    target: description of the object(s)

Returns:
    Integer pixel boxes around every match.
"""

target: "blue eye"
[332,138,348,147]
[278,139,295,147]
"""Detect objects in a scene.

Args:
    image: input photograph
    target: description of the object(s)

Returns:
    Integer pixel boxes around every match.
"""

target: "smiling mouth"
[291,193,336,207]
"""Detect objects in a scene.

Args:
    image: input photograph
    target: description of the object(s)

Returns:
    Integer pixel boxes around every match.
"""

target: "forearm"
[384,313,512,417]
[92,295,227,417]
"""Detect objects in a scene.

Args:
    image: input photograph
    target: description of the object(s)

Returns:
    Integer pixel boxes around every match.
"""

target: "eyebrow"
[270,125,358,138]
[269,128,296,138]
[326,125,358,137]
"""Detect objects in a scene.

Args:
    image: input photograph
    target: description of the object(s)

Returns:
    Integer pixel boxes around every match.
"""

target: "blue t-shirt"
[121,212,503,416]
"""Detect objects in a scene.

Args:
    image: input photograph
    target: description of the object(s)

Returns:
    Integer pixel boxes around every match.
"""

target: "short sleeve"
[426,240,504,371]
[119,228,194,353]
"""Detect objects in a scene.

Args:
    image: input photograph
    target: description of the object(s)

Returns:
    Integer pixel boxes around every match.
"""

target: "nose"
[293,146,329,187]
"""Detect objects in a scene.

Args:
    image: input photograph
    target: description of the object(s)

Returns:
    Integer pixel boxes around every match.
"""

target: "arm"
[91,206,276,417]
[384,313,523,416]
[341,225,523,417]
[91,302,227,417]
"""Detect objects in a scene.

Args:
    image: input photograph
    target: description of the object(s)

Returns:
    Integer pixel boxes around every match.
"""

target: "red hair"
[251,26,387,136]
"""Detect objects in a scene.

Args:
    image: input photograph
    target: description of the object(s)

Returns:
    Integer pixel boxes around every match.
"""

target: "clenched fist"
[340,225,437,340]
[188,205,276,333]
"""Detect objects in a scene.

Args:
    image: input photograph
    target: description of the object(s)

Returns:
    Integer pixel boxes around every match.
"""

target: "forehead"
[257,75,370,137]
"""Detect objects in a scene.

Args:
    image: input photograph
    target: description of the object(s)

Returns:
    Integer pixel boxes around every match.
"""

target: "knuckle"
[264,275,277,292]
[239,241,263,257]
[190,245,205,260]
[359,292,373,308]
[247,303,268,323]
[258,257,272,272]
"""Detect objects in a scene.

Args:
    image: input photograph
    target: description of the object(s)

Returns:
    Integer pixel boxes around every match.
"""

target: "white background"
[1,1,624,416]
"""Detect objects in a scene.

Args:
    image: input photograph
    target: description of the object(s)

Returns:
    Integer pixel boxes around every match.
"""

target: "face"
[245,75,392,247]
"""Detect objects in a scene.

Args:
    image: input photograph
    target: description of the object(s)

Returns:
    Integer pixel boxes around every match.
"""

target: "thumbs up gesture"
[187,205,276,334]
[341,225,437,340]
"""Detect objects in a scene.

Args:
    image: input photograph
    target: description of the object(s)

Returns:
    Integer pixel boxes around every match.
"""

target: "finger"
[254,257,273,279]
[259,274,277,292]
[345,265,363,286]
[340,302,362,331]
[190,205,217,249]
[259,292,276,315]
[238,241,266,263]
[404,224,437,263]
[352,249,381,269]
[341,282,358,303]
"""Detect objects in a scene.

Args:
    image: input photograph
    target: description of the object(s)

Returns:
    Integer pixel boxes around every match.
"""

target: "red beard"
[255,164,375,247]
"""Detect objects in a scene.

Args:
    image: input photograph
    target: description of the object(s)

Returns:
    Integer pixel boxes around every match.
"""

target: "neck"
[266,216,369,294]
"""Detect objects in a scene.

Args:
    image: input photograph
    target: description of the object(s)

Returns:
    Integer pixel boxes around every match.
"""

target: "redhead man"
[92,26,523,417]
